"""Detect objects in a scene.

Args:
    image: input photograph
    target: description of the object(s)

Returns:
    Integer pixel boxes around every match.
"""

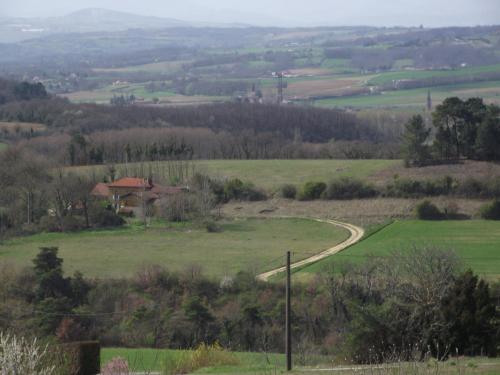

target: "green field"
[102,348,287,373]
[195,160,398,190]
[101,348,500,374]
[0,142,7,151]
[316,80,500,108]
[368,64,500,86]
[299,220,500,280]
[74,159,399,191]
[0,218,348,278]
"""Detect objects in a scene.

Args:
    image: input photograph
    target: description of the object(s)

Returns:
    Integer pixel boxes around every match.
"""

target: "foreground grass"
[0,142,7,151]
[73,159,399,191]
[299,220,500,280]
[0,218,348,278]
[102,348,286,373]
[101,348,500,374]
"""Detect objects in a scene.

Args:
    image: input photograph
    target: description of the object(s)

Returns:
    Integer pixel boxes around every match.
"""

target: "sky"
[1,0,500,27]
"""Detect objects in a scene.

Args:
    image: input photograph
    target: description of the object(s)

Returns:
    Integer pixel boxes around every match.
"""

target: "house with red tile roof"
[91,177,185,215]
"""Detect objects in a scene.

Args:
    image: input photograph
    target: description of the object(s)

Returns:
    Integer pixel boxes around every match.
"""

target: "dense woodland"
[0,79,399,163]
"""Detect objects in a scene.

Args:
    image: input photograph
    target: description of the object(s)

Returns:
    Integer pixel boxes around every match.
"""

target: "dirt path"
[257,219,365,282]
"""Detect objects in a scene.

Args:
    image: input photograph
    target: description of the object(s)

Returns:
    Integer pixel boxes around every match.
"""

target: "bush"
[161,194,199,222]
[223,179,266,202]
[90,208,125,228]
[279,184,297,199]
[480,200,500,220]
[163,343,239,375]
[39,215,61,233]
[457,177,500,199]
[205,220,223,233]
[63,341,100,375]
[385,176,456,198]
[323,177,377,200]
[415,200,444,220]
[297,181,327,201]
[61,216,87,232]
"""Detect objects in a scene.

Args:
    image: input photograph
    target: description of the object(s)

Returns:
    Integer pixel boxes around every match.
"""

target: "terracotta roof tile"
[108,177,152,189]
[91,183,110,197]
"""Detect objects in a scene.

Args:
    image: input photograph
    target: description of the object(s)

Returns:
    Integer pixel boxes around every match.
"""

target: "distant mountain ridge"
[0,8,248,43]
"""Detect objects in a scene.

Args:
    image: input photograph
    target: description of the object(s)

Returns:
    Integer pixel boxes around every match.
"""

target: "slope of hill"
[0,8,193,43]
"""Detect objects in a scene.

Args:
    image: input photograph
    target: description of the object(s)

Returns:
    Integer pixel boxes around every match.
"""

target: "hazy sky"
[1,0,500,27]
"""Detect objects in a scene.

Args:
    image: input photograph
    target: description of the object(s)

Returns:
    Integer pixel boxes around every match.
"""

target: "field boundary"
[257,218,364,281]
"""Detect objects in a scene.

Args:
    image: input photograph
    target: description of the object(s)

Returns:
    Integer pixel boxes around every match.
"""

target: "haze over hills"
[0,8,250,43]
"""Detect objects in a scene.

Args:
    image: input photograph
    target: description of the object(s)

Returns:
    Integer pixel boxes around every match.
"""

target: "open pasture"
[60,82,226,105]
[93,59,190,74]
[368,63,500,86]
[0,218,348,279]
[299,220,500,280]
[315,80,500,108]
[72,159,399,191]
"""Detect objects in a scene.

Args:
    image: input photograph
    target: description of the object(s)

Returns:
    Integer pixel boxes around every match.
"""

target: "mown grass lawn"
[0,218,348,279]
[299,220,500,280]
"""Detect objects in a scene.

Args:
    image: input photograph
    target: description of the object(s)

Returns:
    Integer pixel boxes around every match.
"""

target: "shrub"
[163,343,239,375]
[480,200,500,220]
[297,181,327,201]
[223,179,266,202]
[205,220,223,233]
[0,333,56,375]
[160,193,199,222]
[415,200,444,220]
[39,215,61,232]
[90,208,125,228]
[385,176,456,198]
[61,216,87,232]
[279,184,297,199]
[323,177,377,200]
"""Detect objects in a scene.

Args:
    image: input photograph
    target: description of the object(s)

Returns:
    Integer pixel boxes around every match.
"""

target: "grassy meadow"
[299,220,500,280]
[73,159,400,191]
[0,218,348,278]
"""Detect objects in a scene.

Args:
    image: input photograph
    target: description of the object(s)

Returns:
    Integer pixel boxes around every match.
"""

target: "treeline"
[0,79,48,105]
[0,98,370,143]
[22,129,400,165]
[325,45,500,72]
[0,246,497,362]
[381,71,500,91]
[404,97,500,165]
[172,78,253,96]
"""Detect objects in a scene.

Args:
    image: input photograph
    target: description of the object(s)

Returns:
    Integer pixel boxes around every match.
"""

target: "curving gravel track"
[257,219,365,282]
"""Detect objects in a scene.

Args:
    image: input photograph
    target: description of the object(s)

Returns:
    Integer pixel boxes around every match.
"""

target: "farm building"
[91,177,185,215]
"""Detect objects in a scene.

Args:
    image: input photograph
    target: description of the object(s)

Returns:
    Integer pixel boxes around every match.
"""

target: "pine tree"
[403,115,431,167]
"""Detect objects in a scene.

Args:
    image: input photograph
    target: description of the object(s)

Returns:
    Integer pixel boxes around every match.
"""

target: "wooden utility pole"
[285,251,292,371]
